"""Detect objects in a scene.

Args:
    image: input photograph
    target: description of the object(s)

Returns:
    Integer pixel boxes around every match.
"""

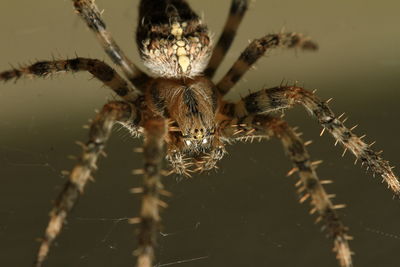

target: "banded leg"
[217,33,318,95]
[0,58,139,101]
[224,85,400,195]
[35,101,137,267]
[72,0,149,89]
[204,0,249,78]
[221,115,353,267]
[135,117,167,267]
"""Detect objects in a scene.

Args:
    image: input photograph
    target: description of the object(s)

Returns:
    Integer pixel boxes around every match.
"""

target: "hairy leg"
[217,33,317,95]
[72,0,149,89]
[204,0,249,78]
[34,101,137,267]
[134,117,167,267]
[223,85,400,195]
[0,57,140,101]
[221,114,353,267]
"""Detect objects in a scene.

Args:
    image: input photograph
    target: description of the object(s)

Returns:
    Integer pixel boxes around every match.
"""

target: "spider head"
[182,127,214,150]
[149,77,219,152]
[137,1,212,78]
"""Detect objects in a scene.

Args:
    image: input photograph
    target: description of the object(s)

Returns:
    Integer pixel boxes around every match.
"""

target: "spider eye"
[202,138,208,144]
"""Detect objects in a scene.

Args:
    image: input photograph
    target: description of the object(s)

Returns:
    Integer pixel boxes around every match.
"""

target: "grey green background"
[0,0,400,266]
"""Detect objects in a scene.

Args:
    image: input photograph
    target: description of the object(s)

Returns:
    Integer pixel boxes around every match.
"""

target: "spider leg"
[0,57,140,101]
[221,114,353,267]
[216,33,317,95]
[223,85,400,195]
[72,0,149,90]
[34,101,137,267]
[204,0,249,78]
[135,117,167,267]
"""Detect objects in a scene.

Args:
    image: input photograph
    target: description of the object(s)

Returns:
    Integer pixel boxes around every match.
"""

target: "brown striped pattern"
[228,86,400,195]
[34,101,136,267]
[72,0,149,90]
[136,117,167,267]
[220,115,353,267]
[217,33,317,95]
[0,57,140,101]
[204,0,249,78]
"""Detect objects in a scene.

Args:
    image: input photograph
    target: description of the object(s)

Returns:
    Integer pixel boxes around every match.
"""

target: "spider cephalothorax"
[1,1,399,267]
[144,75,223,174]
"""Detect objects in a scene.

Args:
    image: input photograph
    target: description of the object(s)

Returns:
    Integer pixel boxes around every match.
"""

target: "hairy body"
[0,1,398,267]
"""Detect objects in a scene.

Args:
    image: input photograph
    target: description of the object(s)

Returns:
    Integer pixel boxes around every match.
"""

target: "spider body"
[1,1,399,267]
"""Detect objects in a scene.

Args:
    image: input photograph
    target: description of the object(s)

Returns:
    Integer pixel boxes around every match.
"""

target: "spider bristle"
[337,112,346,120]
[320,127,326,136]
[100,151,107,157]
[75,141,86,148]
[311,160,323,167]
[360,134,366,139]
[369,141,376,147]
[297,186,306,194]
[341,148,348,157]
[299,193,310,203]
[233,129,245,135]
[320,180,333,184]
[334,139,340,146]
[333,204,347,209]
[342,117,349,123]
[246,128,256,135]
[133,147,144,153]
[132,169,145,175]
[67,155,77,160]
[327,194,336,199]
[325,97,333,104]
[130,187,144,194]
[315,216,323,224]
[350,124,358,131]
[309,207,317,214]
[295,180,302,187]
[157,200,168,208]
[82,124,90,129]
[165,170,175,176]
[128,217,141,224]
[159,189,173,197]
[295,132,303,137]
[168,127,181,132]
[304,140,313,146]
[354,158,358,165]
[60,170,70,176]
[160,170,171,177]
[286,167,298,176]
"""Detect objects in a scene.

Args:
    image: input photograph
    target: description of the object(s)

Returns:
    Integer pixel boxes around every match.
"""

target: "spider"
[1,0,399,267]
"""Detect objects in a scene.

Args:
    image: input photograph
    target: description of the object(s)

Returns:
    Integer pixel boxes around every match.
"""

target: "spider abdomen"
[136,0,212,78]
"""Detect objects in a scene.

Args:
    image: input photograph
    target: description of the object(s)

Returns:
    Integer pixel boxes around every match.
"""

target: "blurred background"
[0,0,399,266]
